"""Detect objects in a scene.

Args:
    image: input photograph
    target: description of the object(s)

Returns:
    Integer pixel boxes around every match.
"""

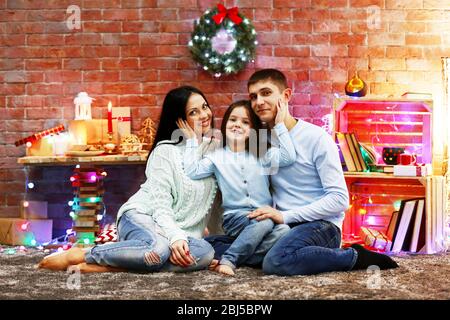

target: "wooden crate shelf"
[334,97,447,254]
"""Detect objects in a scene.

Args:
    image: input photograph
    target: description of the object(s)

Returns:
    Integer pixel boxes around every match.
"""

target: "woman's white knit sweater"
[117,140,218,245]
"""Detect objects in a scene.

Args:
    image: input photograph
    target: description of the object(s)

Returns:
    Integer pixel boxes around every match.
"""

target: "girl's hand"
[169,239,196,267]
[274,99,288,125]
[176,119,196,140]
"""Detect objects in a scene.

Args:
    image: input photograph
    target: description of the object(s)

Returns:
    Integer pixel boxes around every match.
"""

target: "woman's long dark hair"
[149,86,213,154]
[220,100,263,156]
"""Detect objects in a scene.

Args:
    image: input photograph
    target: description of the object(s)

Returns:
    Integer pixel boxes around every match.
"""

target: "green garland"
[189,8,257,77]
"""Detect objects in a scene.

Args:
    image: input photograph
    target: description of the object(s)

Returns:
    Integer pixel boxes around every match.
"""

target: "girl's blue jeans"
[85,210,214,272]
[219,212,290,269]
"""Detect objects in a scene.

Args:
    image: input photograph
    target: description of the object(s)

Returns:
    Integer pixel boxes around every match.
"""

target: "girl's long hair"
[149,86,213,154]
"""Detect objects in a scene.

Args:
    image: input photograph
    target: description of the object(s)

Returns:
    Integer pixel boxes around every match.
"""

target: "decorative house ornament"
[189,4,257,77]
[138,118,157,150]
[74,92,94,120]
[345,72,367,97]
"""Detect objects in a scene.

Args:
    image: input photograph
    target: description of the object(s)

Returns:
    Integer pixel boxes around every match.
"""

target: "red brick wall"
[1,0,449,233]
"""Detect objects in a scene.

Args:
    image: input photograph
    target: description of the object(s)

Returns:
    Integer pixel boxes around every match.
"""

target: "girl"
[177,99,295,276]
[38,86,220,273]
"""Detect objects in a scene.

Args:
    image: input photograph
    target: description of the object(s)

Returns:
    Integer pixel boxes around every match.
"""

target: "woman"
[38,86,219,273]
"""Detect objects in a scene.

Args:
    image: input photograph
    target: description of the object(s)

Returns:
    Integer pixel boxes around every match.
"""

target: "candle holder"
[104,132,117,154]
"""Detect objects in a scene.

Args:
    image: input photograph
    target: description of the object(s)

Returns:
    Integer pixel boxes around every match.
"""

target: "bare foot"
[216,264,235,276]
[38,247,86,271]
[208,259,219,271]
[73,262,127,273]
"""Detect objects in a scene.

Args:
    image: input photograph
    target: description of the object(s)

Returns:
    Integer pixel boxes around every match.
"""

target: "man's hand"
[248,206,284,224]
[169,239,196,267]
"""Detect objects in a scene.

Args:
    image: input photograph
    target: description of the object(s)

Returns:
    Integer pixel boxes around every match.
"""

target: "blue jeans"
[220,212,290,269]
[84,210,214,272]
[263,220,357,276]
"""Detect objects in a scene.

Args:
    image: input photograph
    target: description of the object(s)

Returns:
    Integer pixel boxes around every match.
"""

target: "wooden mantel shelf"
[18,153,148,166]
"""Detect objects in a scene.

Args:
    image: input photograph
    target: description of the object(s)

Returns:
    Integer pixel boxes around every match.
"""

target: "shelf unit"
[333,97,448,254]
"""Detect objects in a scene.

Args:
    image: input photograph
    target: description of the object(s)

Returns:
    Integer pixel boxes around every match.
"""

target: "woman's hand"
[274,99,288,125]
[176,119,196,140]
[169,239,196,267]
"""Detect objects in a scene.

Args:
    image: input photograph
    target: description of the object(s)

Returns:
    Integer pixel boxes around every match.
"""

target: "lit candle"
[107,101,113,134]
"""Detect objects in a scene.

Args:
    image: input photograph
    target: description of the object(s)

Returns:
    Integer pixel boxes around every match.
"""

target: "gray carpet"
[1,247,449,300]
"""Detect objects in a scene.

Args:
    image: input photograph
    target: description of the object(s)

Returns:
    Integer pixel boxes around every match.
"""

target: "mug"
[398,153,416,165]
[382,147,405,165]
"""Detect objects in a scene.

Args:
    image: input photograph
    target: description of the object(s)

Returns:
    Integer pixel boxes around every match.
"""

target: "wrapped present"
[112,107,131,139]
[25,136,54,156]
[95,223,118,244]
[20,200,48,219]
[68,120,119,146]
[393,164,431,177]
[359,227,392,252]
[0,218,52,246]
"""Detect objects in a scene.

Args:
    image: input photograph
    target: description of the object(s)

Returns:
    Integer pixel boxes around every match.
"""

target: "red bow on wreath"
[213,4,243,25]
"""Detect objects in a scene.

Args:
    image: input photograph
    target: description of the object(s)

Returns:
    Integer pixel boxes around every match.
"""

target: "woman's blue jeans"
[84,210,214,272]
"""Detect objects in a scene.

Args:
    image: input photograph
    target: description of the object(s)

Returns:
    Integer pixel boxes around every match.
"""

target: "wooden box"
[334,97,447,254]
[333,98,434,170]
[0,218,52,246]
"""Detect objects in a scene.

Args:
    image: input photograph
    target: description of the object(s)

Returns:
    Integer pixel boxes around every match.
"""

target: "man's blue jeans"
[263,220,357,275]
[207,220,357,275]
[85,210,214,272]
[219,212,290,269]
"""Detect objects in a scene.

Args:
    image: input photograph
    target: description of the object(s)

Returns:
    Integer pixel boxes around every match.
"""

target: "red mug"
[398,153,416,165]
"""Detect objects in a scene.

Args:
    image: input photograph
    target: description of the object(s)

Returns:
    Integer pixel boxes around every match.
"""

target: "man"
[245,69,398,275]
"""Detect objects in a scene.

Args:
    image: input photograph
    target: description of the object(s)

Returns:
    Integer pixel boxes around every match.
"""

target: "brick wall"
[1,0,449,236]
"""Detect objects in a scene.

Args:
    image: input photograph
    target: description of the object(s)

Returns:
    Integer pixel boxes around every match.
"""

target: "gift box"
[20,200,48,219]
[68,120,119,146]
[0,218,52,246]
[25,136,54,156]
[112,107,131,139]
[393,164,431,177]
[359,227,392,252]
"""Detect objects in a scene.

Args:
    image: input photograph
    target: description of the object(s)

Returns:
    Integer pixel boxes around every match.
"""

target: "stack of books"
[387,198,426,253]
[336,132,368,172]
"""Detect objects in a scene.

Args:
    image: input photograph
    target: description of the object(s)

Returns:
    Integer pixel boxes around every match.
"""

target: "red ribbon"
[212,4,243,25]
[112,116,131,122]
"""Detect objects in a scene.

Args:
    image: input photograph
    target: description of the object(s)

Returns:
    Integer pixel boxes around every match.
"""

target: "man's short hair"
[247,69,288,92]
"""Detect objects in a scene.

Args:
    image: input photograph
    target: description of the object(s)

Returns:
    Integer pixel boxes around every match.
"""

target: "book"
[391,199,418,252]
[345,133,362,171]
[336,132,356,172]
[401,199,424,252]
[350,133,368,171]
[409,199,426,253]
[386,210,399,241]
[368,164,394,173]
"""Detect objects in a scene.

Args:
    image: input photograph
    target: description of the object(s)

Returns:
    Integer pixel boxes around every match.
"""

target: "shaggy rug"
[0,247,449,300]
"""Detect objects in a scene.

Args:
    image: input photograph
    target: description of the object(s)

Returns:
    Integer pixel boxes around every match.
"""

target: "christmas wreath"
[189,4,257,78]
